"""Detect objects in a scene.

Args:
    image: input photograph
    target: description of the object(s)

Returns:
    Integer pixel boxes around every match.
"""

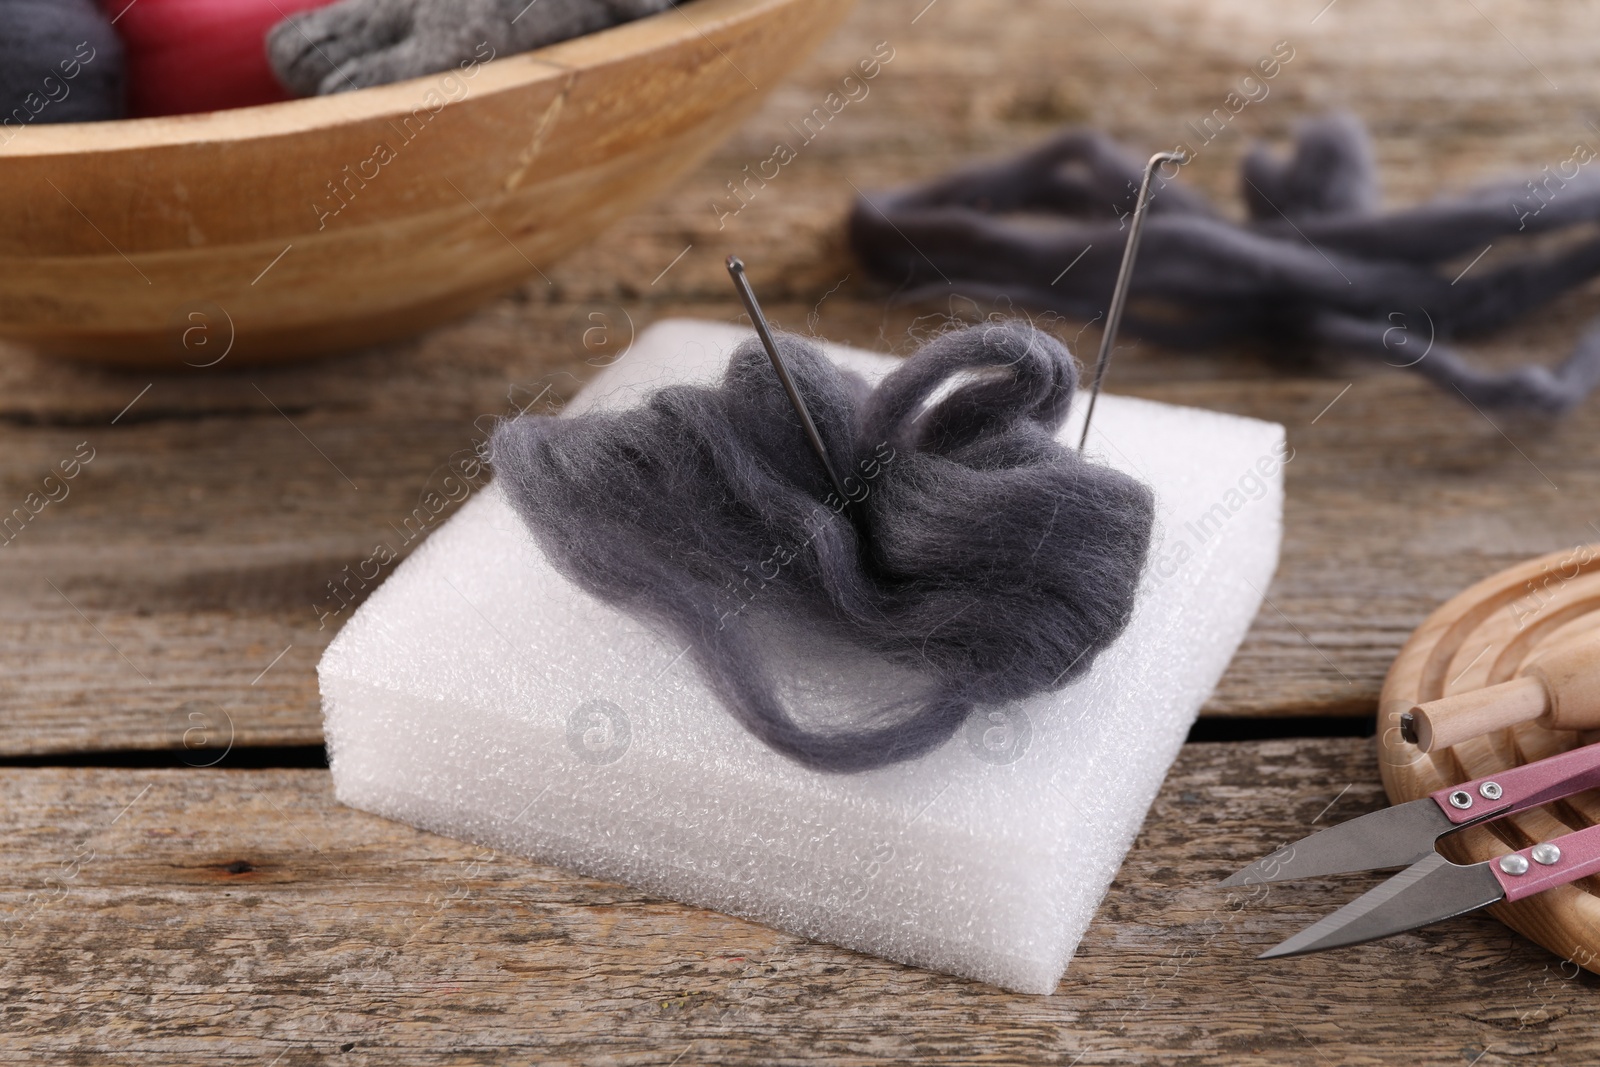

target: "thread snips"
[1223,742,1600,958]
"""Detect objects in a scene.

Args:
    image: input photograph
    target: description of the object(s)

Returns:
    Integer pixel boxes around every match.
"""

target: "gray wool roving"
[491,322,1155,773]
[267,0,675,96]
[0,0,123,129]
[850,113,1600,414]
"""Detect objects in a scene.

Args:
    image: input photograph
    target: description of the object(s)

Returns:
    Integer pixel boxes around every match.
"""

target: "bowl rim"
[0,0,783,158]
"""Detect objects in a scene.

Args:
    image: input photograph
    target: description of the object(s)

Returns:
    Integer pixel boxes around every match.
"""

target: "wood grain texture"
[5,739,1599,1066]
[7,0,1600,754]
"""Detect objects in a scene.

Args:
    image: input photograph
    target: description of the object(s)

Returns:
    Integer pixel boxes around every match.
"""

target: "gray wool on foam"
[491,322,1155,773]
[850,112,1600,415]
[268,0,675,96]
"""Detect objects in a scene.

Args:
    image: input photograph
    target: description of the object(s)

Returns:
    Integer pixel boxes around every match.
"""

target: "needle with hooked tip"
[1077,150,1186,450]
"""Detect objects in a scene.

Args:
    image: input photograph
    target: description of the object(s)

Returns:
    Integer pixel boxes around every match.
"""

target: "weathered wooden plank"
[8,361,1598,754]
[1,739,1594,1065]
[8,334,1597,751]
[8,0,1600,752]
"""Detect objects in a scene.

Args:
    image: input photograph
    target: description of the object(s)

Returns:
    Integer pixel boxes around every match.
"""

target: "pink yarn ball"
[98,0,338,116]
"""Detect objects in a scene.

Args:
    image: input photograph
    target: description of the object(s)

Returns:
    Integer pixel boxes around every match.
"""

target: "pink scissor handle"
[1429,742,1600,826]
[1492,822,1600,902]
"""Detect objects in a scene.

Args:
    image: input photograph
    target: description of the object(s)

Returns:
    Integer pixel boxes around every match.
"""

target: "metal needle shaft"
[1077,150,1186,450]
[726,255,853,505]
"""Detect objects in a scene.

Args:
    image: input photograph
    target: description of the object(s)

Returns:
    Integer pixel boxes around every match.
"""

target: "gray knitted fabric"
[268,0,675,96]
[491,322,1155,773]
[850,113,1600,414]
[0,0,123,127]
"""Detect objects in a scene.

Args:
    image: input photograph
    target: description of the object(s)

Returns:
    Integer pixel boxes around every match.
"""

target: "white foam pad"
[319,320,1283,993]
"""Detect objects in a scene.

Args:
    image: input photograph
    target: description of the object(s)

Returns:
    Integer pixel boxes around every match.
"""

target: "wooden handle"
[1410,676,1549,752]
[1526,635,1600,729]
[1410,632,1600,751]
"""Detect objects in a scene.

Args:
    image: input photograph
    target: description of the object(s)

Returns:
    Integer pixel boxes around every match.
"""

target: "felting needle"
[1077,149,1187,451]
[726,254,854,505]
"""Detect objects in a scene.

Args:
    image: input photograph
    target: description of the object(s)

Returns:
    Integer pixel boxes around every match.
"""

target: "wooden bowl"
[1379,545,1600,972]
[0,0,852,367]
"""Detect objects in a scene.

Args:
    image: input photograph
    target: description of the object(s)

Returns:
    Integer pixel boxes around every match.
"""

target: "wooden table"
[6,0,1600,1061]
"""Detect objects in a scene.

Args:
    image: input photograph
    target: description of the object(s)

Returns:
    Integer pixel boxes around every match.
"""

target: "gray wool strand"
[267,0,674,96]
[0,0,123,126]
[491,322,1155,773]
[849,112,1600,414]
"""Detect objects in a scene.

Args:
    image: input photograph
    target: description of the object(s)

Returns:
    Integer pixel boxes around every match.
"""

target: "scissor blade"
[1257,852,1504,959]
[1218,796,1453,887]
